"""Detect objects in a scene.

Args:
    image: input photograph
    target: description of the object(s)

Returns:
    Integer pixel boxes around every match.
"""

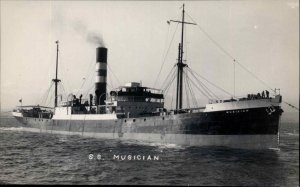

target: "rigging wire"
[76,78,87,96]
[187,68,220,99]
[162,68,177,93]
[187,77,210,100]
[185,11,299,110]
[140,65,176,114]
[108,69,114,91]
[283,102,299,111]
[40,82,54,106]
[83,70,96,98]
[170,82,175,109]
[46,90,55,107]
[183,69,190,108]
[108,64,122,87]
[185,69,198,108]
[40,82,52,105]
[83,84,95,99]
[154,23,180,88]
[160,65,177,91]
[164,71,177,110]
[107,82,113,91]
[185,11,275,92]
[187,67,234,98]
[152,22,171,86]
[58,83,68,100]
[78,56,97,95]
[163,69,177,96]
[60,82,67,96]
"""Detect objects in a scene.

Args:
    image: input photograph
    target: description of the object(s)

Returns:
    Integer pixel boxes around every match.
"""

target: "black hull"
[13,106,282,149]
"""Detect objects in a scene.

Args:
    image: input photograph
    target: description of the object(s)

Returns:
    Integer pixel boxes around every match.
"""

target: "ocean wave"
[285,133,299,136]
[268,147,281,151]
[122,139,186,150]
[0,127,24,131]
[0,127,40,133]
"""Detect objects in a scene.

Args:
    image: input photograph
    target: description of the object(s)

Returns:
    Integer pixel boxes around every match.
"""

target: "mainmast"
[178,4,186,110]
[169,4,196,110]
[52,40,61,107]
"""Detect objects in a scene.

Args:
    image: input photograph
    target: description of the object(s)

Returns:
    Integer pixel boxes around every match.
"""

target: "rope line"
[108,64,122,86]
[186,11,299,111]
[187,67,233,97]
[190,71,218,99]
[185,70,198,107]
[283,101,299,111]
[183,70,190,108]
[161,65,177,91]
[154,23,180,87]
[185,11,275,92]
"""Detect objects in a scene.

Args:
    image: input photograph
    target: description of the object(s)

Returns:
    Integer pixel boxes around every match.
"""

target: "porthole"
[124,120,127,122]
[133,119,136,122]
[144,119,146,121]
[162,117,165,120]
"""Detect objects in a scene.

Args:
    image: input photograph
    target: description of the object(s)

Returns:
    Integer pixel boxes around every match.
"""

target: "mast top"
[53,40,61,107]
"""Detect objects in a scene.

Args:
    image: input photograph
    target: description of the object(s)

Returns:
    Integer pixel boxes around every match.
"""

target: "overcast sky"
[1,0,299,112]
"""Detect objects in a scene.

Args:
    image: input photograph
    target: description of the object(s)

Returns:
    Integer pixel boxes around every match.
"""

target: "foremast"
[52,40,61,107]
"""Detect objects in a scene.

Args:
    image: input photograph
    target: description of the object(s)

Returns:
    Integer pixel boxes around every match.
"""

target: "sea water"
[0,117,298,185]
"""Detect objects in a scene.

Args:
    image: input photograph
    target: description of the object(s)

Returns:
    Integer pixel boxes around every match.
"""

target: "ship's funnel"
[95,47,107,105]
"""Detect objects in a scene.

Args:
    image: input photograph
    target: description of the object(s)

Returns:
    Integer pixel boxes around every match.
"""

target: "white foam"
[268,147,280,151]
[285,133,299,136]
[0,127,24,131]
[0,127,40,133]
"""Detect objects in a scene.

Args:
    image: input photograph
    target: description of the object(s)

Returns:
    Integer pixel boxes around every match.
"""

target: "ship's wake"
[285,132,299,136]
[121,139,187,150]
[0,127,40,133]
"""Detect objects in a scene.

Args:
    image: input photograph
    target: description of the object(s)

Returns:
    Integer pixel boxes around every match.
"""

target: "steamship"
[12,5,283,149]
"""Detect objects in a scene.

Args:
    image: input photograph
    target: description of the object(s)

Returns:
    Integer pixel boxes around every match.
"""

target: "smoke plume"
[72,20,105,47]
[52,10,105,47]
[87,33,105,47]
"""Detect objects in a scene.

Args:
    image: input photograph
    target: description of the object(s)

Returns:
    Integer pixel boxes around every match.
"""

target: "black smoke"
[73,20,105,47]
[86,33,105,47]
[52,10,105,47]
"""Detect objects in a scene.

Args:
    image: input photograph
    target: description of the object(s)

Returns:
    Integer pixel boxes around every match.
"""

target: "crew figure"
[266,90,269,98]
[79,94,83,104]
[73,95,77,105]
[89,94,93,105]
[257,93,261,98]
[262,91,265,98]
